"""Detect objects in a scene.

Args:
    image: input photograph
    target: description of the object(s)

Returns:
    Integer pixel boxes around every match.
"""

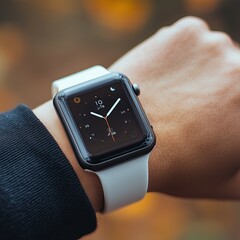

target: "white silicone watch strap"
[96,154,150,212]
[52,66,150,212]
[52,65,110,96]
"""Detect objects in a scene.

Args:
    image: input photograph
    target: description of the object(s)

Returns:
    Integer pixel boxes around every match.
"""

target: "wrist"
[107,66,171,195]
[142,98,170,194]
[33,100,104,212]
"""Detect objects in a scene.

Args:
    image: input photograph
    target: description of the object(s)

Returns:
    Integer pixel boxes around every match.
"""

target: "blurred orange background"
[1,0,240,239]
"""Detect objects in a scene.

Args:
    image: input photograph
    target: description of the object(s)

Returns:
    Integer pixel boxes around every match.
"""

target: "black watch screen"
[54,74,155,170]
[68,81,146,158]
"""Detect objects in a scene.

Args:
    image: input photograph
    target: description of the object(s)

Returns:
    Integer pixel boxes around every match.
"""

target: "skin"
[34,16,240,212]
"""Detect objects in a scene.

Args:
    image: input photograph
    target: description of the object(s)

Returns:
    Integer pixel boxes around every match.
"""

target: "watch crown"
[132,83,140,96]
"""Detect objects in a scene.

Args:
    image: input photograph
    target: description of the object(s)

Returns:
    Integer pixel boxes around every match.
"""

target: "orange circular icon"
[73,97,81,104]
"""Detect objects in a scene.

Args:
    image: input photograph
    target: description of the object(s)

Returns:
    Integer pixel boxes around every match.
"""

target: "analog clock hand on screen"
[90,98,121,142]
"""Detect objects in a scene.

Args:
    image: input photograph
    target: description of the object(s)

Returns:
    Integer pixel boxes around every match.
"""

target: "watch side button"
[132,83,140,96]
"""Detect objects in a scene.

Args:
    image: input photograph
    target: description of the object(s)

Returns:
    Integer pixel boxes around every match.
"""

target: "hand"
[110,17,240,200]
[90,112,104,119]
[91,99,121,141]
[106,98,121,117]
[91,98,121,118]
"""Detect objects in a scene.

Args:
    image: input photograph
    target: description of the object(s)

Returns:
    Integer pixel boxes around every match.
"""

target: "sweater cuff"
[0,104,96,240]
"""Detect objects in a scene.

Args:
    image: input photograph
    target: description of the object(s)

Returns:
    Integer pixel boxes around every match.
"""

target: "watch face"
[54,74,155,170]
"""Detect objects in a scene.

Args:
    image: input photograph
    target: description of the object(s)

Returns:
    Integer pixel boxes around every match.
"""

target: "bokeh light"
[184,0,222,13]
[82,0,153,32]
[0,1,240,239]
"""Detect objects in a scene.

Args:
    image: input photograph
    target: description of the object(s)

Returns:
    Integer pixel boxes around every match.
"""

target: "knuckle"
[204,32,234,52]
[174,16,209,33]
[155,26,170,36]
[212,32,233,46]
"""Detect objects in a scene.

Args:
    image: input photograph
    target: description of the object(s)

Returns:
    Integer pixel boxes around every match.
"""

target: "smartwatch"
[52,66,156,212]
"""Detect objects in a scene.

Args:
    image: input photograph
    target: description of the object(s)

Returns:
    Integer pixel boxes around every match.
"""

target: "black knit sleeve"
[0,105,96,240]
